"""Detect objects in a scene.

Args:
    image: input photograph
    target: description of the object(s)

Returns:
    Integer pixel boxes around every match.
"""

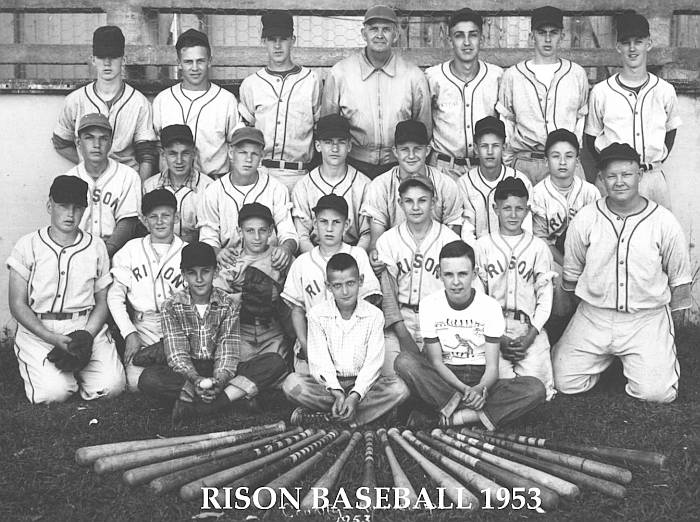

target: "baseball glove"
[132,339,166,367]
[46,330,93,372]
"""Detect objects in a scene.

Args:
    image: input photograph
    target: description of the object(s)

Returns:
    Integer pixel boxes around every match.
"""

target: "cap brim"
[364,16,398,24]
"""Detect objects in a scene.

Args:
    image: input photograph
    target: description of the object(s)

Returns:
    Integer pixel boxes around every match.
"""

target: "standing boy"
[282,253,409,427]
[8,176,125,404]
[239,11,322,192]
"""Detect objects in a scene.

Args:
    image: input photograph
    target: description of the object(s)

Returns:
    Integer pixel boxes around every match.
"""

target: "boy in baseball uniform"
[553,143,692,403]
[138,242,287,426]
[497,6,588,184]
[198,127,298,270]
[282,195,381,372]
[426,8,503,179]
[584,11,681,209]
[8,176,126,404]
[395,240,545,428]
[239,11,321,193]
[152,29,240,179]
[321,5,431,179]
[459,116,533,244]
[143,124,212,243]
[63,113,142,258]
[282,253,409,427]
[291,114,371,252]
[474,178,556,399]
[108,189,186,391]
[53,26,157,181]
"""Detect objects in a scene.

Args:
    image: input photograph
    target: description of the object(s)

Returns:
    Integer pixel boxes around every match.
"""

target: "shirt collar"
[321,298,373,320]
[171,286,228,307]
[360,50,397,80]
[159,169,198,190]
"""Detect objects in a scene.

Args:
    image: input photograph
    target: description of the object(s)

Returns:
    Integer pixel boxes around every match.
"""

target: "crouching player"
[282,253,409,427]
[395,241,545,428]
[8,176,125,403]
[138,242,287,426]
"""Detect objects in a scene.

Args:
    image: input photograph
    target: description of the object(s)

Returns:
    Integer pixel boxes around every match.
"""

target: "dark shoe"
[171,399,197,428]
[406,409,438,428]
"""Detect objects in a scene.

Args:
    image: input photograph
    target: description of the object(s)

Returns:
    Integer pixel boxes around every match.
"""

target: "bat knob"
[290,407,306,426]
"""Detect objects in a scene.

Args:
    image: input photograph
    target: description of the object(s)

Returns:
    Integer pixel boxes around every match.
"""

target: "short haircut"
[439,240,475,268]
[494,178,529,202]
[176,34,211,58]
[449,9,483,30]
[326,252,359,278]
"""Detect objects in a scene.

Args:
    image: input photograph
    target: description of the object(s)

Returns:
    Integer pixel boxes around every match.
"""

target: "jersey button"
[619,283,624,287]
[61,271,65,275]
[619,306,624,310]
[619,261,624,265]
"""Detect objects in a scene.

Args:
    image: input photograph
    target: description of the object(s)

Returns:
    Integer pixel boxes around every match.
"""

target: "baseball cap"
[161,124,194,148]
[531,6,564,30]
[474,116,506,141]
[494,177,529,201]
[180,242,217,269]
[93,26,125,58]
[598,143,640,169]
[176,29,210,52]
[261,11,294,38]
[545,129,580,154]
[398,175,435,195]
[395,120,429,146]
[142,189,177,215]
[449,8,483,29]
[316,114,351,140]
[77,113,112,135]
[616,11,650,42]
[50,175,88,207]
[238,202,274,226]
[364,5,399,25]
[230,127,265,147]
[312,194,349,218]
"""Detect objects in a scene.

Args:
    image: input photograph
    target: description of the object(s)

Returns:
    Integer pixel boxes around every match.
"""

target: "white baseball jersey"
[563,199,692,313]
[376,221,460,306]
[585,73,682,164]
[361,166,464,228]
[239,66,321,163]
[531,176,600,246]
[474,232,554,333]
[291,166,371,247]
[54,82,155,170]
[426,60,503,160]
[64,159,142,240]
[281,243,381,311]
[197,171,297,250]
[143,170,213,243]
[152,82,240,177]
[458,165,533,243]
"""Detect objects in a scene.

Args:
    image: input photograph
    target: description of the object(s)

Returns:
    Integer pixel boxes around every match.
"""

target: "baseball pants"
[553,301,679,403]
[428,156,469,182]
[14,318,125,404]
[261,166,308,194]
[347,157,397,180]
[126,312,162,392]
[510,152,585,185]
[595,166,671,210]
[281,373,410,427]
[383,306,423,377]
[394,352,545,428]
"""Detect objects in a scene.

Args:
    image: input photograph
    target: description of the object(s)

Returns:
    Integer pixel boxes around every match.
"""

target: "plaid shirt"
[161,287,241,382]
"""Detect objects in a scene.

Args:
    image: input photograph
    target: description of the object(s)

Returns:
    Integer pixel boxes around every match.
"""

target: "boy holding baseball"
[138,242,287,426]
[282,253,409,427]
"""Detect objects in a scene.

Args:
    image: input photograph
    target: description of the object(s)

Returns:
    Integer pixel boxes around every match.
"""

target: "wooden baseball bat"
[76,421,286,465]
[362,431,377,492]
[426,430,560,510]
[473,429,667,468]
[403,430,506,504]
[147,429,315,494]
[123,428,304,486]
[462,428,633,484]
[449,429,626,499]
[181,430,327,501]
[388,428,479,511]
[376,428,418,508]
[290,409,333,426]
[299,431,363,510]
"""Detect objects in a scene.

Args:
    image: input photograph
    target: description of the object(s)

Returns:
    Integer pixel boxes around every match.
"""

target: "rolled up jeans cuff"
[228,375,258,398]
[439,391,463,419]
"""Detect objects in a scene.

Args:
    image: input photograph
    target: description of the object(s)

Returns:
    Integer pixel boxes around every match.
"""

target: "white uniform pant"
[383,306,423,377]
[553,301,679,403]
[595,166,671,210]
[126,312,162,392]
[261,166,308,194]
[14,318,126,404]
[499,316,555,400]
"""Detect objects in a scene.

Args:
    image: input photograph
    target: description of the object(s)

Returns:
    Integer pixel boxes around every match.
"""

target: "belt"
[434,152,479,167]
[640,163,660,172]
[262,159,309,171]
[518,151,546,160]
[400,303,420,313]
[38,310,89,321]
[503,309,531,324]
[133,310,159,321]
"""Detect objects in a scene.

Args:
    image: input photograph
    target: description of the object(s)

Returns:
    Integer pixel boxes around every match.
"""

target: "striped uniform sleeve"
[495,68,515,122]
[531,242,555,333]
[562,209,590,291]
[6,236,34,281]
[584,84,604,138]
[280,257,306,309]
[53,92,78,142]
[360,177,390,226]
[439,175,464,226]
[133,94,157,142]
[663,83,682,131]
[94,238,113,293]
[197,184,223,249]
[114,169,142,221]
[290,180,314,244]
[238,77,256,125]
[272,184,299,246]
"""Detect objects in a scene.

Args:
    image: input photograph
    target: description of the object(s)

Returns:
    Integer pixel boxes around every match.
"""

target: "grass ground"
[0,329,698,522]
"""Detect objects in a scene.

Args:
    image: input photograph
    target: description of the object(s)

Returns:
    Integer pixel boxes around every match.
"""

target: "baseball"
[199,378,214,390]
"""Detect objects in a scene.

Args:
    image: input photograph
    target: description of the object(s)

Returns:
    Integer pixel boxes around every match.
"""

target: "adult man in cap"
[152,29,240,178]
[63,113,142,258]
[321,5,431,180]
[585,11,680,209]
[143,124,212,243]
[553,143,691,403]
[497,6,588,185]
[425,8,503,179]
[53,26,156,181]
[239,11,321,193]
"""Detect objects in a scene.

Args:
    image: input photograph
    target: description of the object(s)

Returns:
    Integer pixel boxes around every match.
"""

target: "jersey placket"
[613,215,631,312]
